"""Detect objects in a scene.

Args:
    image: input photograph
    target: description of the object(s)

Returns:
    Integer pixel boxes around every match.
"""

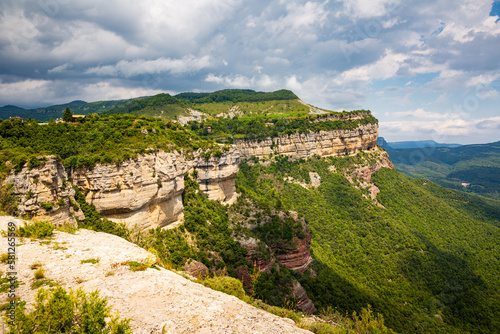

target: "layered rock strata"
[6,149,240,230]
[235,123,378,160]
[272,233,313,273]
[6,117,379,230]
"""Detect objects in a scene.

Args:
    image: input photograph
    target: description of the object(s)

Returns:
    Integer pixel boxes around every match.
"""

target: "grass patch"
[31,278,57,290]
[81,258,100,264]
[55,222,79,234]
[125,261,148,272]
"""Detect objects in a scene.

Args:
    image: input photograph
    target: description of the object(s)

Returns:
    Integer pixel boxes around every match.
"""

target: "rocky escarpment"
[235,123,378,160]
[5,115,379,230]
[6,149,239,230]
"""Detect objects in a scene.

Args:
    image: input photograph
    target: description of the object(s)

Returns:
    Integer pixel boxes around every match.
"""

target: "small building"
[9,116,24,122]
[264,122,274,127]
[72,115,86,122]
[461,183,471,187]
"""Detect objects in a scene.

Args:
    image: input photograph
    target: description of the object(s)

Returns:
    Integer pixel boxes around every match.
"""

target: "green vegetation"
[175,89,298,104]
[135,173,250,276]
[63,106,73,122]
[0,182,17,215]
[187,99,309,117]
[236,153,500,334]
[81,258,100,264]
[104,93,187,119]
[34,267,45,279]
[6,287,132,333]
[0,113,216,173]
[73,186,130,239]
[189,111,377,142]
[386,141,500,200]
[18,221,55,239]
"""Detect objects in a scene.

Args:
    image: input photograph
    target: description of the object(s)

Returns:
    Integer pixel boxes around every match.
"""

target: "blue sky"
[0,0,499,144]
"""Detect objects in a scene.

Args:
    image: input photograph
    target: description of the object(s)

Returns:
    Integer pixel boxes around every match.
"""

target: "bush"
[201,276,249,301]
[40,202,54,211]
[18,221,55,239]
[34,267,45,279]
[5,287,132,334]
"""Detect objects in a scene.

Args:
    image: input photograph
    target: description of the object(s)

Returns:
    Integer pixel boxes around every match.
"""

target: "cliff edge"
[0,217,312,334]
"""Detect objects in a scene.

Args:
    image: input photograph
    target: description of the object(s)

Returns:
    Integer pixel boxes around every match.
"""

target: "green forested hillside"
[0,99,131,121]
[236,153,500,334]
[387,141,500,199]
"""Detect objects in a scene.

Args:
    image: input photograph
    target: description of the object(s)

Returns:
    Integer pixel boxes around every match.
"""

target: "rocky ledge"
[0,217,311,334]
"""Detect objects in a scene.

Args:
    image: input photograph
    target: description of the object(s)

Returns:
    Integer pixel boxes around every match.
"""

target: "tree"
[63,107,73,122]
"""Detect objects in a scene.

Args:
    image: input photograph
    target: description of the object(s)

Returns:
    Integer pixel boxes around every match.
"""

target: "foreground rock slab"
[0,223,311,334]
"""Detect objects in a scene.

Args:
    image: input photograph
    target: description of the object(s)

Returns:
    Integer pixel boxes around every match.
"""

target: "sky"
[0,0,499,144]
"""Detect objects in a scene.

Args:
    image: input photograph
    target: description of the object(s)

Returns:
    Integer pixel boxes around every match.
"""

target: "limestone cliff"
[235,123,378,160]
[6,149,240,230]
[5,115,379,230]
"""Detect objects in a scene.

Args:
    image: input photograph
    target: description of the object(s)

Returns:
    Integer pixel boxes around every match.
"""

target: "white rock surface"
[0,223,311,334]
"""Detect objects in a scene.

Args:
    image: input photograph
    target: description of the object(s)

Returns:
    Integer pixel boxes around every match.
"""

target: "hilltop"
[0,89,309,122]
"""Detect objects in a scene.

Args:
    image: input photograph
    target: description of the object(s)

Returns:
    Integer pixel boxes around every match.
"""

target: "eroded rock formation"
[6,149,240,230]
[235,123,378,160]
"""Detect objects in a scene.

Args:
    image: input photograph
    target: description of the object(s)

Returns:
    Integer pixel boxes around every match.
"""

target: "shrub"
[5,287,132,334]
[201,276,249,301]
[0,182,18,215]
[34,267,45,279]
[0,253,9,263]
[40,202,54,211]
[18,221,55,239]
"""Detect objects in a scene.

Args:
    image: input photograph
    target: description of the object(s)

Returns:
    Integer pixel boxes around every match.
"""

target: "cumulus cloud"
[86,55,212,77]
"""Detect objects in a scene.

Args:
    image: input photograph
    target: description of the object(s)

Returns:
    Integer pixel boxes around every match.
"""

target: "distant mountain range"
[377,137,462,149]
[381,138,500,200]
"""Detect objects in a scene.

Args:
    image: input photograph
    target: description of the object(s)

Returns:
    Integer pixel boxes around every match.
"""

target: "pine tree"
[63,107,73,122]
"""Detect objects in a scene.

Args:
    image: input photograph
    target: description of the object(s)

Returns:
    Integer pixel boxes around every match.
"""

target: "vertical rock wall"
[5,120,379,230]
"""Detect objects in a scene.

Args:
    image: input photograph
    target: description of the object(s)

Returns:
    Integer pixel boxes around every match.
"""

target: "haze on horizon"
[0,0,499,145]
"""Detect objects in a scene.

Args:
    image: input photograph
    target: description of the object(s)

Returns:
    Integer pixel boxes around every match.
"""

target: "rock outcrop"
[235,123,378,160]
[293,280,317,314]
[0,220,312,334]
[6,149,240,230]
[272,232,313,273]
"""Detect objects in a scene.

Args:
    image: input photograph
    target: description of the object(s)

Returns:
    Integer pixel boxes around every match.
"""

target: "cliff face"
[6,118,378,230]
[235,123,378,160]
[6,149,240,230]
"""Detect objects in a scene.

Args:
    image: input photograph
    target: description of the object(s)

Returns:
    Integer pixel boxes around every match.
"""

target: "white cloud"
[341,0,401,19]
[393,108,462,119]
[48,63,71,74]
[380,116,500,144]
[204,73,277,89]
[86,55,212,77]
[337,50,407,83]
